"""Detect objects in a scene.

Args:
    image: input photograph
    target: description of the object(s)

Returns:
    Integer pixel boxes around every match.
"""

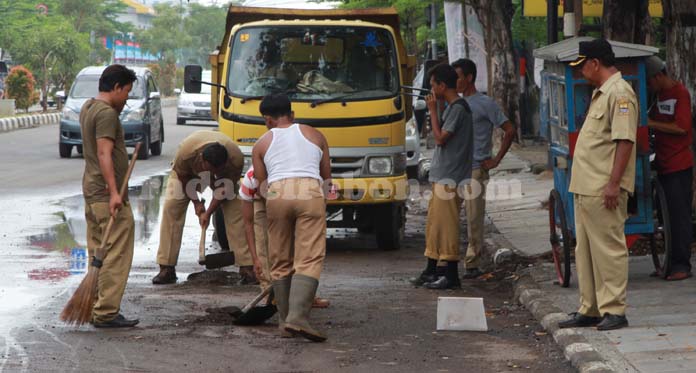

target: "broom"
[60,142,142,326]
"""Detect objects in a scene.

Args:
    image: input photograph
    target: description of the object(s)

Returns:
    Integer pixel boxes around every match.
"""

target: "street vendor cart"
[534,37,670,287]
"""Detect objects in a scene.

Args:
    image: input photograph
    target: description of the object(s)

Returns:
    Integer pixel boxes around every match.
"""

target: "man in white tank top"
[252,93,331,342]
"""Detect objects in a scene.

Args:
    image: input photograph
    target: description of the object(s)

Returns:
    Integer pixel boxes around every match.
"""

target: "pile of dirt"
[185,270,242,286]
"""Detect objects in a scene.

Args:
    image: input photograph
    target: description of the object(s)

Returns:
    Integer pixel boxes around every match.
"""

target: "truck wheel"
[59,143,72,158]
[76,145,83,155]
[137,133,150,160]
[213,209,230,252]
[375,203,405,250]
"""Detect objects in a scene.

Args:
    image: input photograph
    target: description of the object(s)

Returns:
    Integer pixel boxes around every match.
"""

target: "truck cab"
[188,6,416,249]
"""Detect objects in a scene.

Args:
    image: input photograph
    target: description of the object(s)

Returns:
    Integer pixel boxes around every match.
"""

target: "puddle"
[23,174,166,280]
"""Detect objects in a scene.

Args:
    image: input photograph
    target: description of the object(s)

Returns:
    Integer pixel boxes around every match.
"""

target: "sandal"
[311,297,330,309]
[665,271,693,281]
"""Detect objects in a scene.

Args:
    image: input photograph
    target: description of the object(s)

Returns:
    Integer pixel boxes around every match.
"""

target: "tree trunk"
[467,0,520,139]
[662,0,696,210]
[602,0,652,43]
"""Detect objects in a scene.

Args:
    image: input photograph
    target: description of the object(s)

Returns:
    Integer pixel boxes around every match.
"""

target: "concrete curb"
[0,98,174,134]
[512,270,617,373]
[0,112,60,133]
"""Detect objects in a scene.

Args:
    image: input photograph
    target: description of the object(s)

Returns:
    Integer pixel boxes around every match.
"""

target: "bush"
[147,62,177,97]
[6,66,39,112]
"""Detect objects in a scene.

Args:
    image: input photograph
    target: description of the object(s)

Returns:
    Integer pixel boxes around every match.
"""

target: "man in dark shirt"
[410,63,473,290]
[646,56,693,281]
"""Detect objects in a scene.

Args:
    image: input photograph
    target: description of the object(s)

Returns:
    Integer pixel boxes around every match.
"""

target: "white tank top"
[264,123,323,184]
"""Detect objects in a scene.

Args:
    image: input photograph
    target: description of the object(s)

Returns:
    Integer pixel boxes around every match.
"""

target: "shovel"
[198,224,235,270]
[230,286,277,326]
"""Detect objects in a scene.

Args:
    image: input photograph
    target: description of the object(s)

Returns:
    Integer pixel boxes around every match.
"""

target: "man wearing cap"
[645,56,693,281]
[558,39,637,331]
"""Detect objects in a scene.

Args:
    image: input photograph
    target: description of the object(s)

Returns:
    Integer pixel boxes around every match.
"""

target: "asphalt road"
[0,106,215,197]
[0,108,573,372]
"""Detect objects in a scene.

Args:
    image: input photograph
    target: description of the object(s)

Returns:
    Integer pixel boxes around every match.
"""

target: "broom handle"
[93,142,142,262]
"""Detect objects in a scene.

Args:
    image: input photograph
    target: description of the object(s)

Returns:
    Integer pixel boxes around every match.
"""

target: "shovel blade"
[231,305,277,326]
[204,252,235,270]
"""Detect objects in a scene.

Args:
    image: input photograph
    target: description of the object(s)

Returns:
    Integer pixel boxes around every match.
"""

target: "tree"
[466,0,520,136]
[602,0,652,43]
[183,3,228,67]
[11,18,89,112]
[5,66,39,112]
[334,0,434,57]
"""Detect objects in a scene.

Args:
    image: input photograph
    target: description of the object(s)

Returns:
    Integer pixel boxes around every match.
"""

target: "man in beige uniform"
[152,130,255,284]
[80,64,139,327]
[558,39,637,331]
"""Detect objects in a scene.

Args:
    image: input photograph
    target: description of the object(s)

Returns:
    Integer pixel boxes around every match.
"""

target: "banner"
[444,1,489,92]
[523,0,663,18]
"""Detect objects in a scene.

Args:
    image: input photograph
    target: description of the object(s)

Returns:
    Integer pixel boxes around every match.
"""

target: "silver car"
[176,70,213,125]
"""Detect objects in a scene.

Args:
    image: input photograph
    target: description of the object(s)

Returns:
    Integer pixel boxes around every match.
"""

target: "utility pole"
[546,0,558,44]
[431,1,438,60]
[462,3,469,58]
[563,0,575,38]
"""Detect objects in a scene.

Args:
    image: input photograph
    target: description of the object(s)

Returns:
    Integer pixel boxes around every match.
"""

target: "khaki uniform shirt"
[80,99,129,203]
[172,130,244,182]
[569,72,638,196]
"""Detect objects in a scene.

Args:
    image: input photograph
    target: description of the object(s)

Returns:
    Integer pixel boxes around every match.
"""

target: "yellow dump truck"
[186,6,416,249]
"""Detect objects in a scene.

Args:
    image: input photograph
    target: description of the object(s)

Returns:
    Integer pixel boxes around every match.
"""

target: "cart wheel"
[650,179,672,278]
[549,189,572,287]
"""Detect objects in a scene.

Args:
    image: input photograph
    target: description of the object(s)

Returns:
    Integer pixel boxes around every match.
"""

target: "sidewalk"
[487,149,696,373]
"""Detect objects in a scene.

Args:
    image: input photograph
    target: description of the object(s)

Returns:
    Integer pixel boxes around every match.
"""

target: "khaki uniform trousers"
[574,193,629,317]
[424,183,464,262]
[157,170,252,267]
[85,201,135,323]
[253,199,272,290]
[266,178,326,281]
[464,168,489,269]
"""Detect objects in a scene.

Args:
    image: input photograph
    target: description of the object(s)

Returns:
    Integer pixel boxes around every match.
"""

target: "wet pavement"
[0,170,574,372]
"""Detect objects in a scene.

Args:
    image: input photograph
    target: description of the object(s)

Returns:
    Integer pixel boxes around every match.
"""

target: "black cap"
[570,39,615,67]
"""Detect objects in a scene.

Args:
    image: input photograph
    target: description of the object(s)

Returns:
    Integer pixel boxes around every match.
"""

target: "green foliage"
[510,1,548,49]
[147,62,177,97]
[6,66,39,111]
[336,0,439,57]
[183,3,228,67]
[137,3,192,65]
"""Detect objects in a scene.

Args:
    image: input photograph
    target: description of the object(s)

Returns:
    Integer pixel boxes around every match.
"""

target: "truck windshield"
[227,26,399,101]
[70,76,145,99]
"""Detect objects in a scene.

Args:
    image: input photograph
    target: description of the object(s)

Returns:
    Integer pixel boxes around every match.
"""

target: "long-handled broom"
[60,142,142,326]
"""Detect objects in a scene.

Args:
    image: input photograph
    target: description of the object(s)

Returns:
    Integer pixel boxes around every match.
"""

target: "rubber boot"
[272,277,292,338]
[284,274,326,342]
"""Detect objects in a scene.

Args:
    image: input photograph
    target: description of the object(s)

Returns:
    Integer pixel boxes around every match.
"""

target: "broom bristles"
[60,267,100,326]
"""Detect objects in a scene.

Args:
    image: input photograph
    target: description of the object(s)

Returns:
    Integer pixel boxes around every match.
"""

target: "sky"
[148,0,339,9]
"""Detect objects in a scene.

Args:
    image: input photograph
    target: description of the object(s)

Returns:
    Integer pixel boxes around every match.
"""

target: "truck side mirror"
[184,65,202,94]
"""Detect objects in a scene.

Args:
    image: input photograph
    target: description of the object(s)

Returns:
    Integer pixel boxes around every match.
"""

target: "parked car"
[59,66,164,160]
[405,115,421,178]
[176,70,213,125]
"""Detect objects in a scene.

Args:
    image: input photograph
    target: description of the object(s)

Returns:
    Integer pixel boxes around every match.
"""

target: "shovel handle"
[241,286,273,313]
[198,225,206,265]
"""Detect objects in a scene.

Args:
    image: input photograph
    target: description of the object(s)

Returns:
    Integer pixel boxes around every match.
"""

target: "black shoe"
[557,312,602,329]
[152,265,177,285]
[409,272,437,286]
[596,313,628,331]
[93,314,139,328]
[462,268,484,280]
[424,276,461,290]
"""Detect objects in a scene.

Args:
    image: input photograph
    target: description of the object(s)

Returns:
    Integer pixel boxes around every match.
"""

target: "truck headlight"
[62,108,79,121]
[406,118,417,137]
[122,108,145,122]
[368,156,393,175]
